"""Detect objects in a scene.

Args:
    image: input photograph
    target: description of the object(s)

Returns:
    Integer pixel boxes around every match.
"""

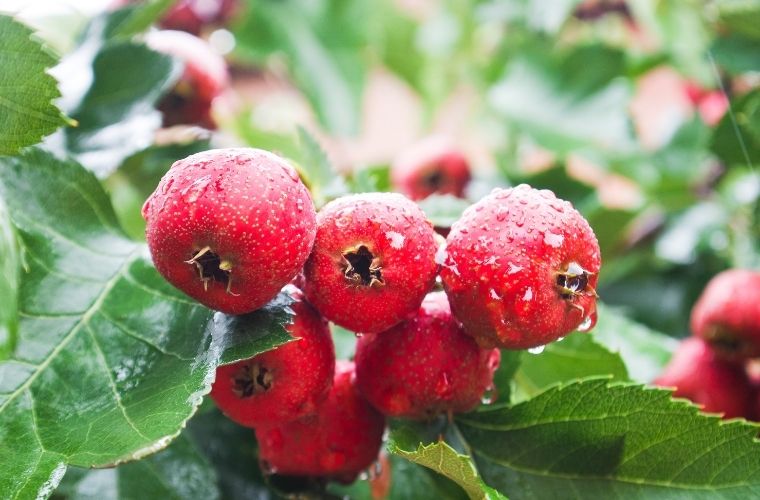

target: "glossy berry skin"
[146,30,228,129]
[654,338,751,419]
[391,136,472,201]
[303,193,438,333]
[440,184,601,349]
[255,361,385,483]
[355,292,501,419]
[211,288,335,427]
[692,269,760,360]
[143,148,316,314]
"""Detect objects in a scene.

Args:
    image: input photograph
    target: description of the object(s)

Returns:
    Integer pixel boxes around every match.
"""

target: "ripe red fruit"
[160,0,239,34]
[255,361,385,483]
[440,184,600,349]
[143,148,316,314]
[146,30,228,129]
[691,269,760,360]
[391,136,471,201]
[355,291,501,419]
[303,193,438,333]
[210,287,335,427]
[654,337,751,419]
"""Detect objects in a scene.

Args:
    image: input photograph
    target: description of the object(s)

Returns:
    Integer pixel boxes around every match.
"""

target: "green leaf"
[711,34,760,74]
[104,0,176,39]
[712,89,760,168]
[55,434,219,500]
[716,0,760,39]
[349,164,392,193]
[591,304,678,383]
[60,40,180,177]
[0,15,68,155]
[417,194,471,228]
[511,333,628,402]
[0,196,19,359]
[458,379,760,498]
[294,127,349,207]
[186,408,274,499]
[234,0,367,135]
[389,422,505,500]
[0,148,292,499]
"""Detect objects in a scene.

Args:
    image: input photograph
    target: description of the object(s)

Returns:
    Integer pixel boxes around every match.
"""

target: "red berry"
[303,193,438,333]
[391,136,472,201]
[146,30,228,129]
[210,287,335,427]
[355,291,501,419]
[691,269,760,360]
[255,361,385,483]
[654,338,751,419]
[160,0,239,34]
[440,184,601,349]
[143,148,316,314]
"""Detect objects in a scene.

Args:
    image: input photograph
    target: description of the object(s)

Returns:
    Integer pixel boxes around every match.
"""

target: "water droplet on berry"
[335,216,350,228]
[527,345,545,355]
[434,372,453,397]
[481,385,497,405]
[495,189,511,199]
[578,311,597,332]
[496,206,509,221]
[180,175,212,203]
[141,197,152,219]
[296,199,304,212]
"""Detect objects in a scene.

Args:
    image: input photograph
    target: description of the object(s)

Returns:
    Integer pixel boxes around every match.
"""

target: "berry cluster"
[655,269,760,419]
[142,147,602,483]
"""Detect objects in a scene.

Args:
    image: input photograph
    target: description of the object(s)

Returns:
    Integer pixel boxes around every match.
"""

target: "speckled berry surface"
[655,338,751,419]
[692,269,760,360]
[143,148,317,314]
[391,136,471,201]
[440,184,601,349]
[255,361,385,483]
[210,288,335,427]
[355,291,500,419]
[146,30,228,128]
[303,192,438,333]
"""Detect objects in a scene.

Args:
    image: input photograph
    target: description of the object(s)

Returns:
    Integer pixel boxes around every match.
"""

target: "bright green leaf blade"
[56,434,219,500]
[0,195,19,359]
[417,194,471,228]
[0,15,68,154]
[0,148,292,499]
[591,304,678,383]
[512,333,628,402]
[61,40,180,177]
[712,89,760,168]
[104,0,175,39]
[458,380,760,499]
[716,0,760,39]
[389,422,506,500]
[294,126,348,207]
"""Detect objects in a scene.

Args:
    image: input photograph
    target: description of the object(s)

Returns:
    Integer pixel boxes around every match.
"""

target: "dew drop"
[335,216,350,228]
[496,206,509,221]
[434,372,453,397]
[481,385,497,405]
[527,345,545,355]
[578,312,597,332]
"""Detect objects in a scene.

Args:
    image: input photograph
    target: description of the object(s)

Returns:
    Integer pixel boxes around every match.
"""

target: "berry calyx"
[391,136,471,201]
[211,287,335,427]
[654,337,751,419]
[255,361,386,483]
[143,148,317,314]
[303,193,438,333]
[440,184,601,349]
[691,269,760,360]
[355,292,501,419]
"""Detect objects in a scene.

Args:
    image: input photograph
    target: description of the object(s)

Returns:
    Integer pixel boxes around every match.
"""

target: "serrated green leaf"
[55,433,219,500]
[458,379,760,499]
[417,194,471,228]
[512,333,628,402]
[0,196,19,359]
[294,127,349,207]
[389,422,506,500]
[0,148,292,499]
[0,15,68,155]
[591,304,678,383]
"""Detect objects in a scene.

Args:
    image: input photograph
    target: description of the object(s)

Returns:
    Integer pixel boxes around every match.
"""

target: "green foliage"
[0,149,292,498]
[0,15,69,155]
[0,196,19,359]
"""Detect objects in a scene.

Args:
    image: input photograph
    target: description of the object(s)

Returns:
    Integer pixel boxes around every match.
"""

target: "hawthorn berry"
[355,291,501,419]
[255,361,386,483]
[391,136,472,201]
[303,193,438,333]
[115,0,238,35]
[146,30,228,129]
[654,337,751,419]
[440,184,601,349]
[691,269,760,360]
[143,148,316,314]
[210,287,335,427]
